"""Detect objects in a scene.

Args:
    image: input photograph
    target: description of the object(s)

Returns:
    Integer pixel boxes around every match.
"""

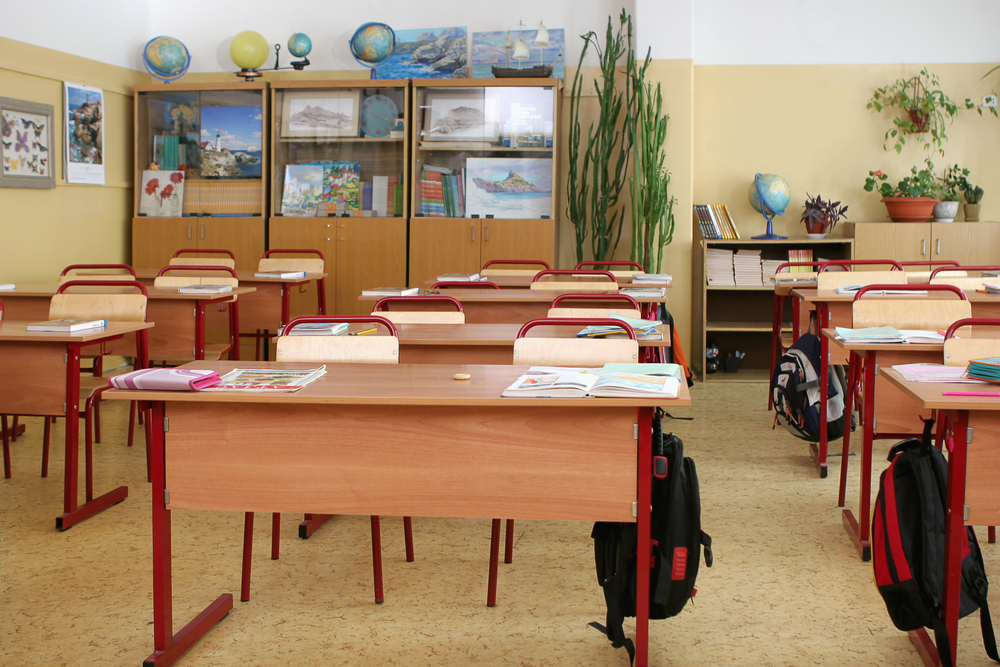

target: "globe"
[288,33,312,58]
[350,22,395,69]
[230,30,269,71]
[748,173,791,239]
[143,36,190,83]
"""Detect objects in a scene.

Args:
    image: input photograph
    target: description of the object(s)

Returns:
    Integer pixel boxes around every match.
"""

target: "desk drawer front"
[0,342,66,416]
[164,402,637,522]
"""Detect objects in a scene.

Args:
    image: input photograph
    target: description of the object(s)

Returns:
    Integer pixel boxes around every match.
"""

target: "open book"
[203,366,327,392]
[501,371,680,398]
[577,314,661,338]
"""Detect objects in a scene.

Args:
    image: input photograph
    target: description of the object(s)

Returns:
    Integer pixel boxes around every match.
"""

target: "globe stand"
[271,44,310,72]
[751,173,787,240]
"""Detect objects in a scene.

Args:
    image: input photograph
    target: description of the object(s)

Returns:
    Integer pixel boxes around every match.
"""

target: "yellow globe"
[230,30,269,70]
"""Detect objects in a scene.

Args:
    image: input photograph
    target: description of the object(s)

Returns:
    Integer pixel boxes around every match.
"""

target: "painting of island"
[373,26,467,79]
[199,106,262,178]
[465,157,552,219]
[281,91,360,138]
[471,28,564,79]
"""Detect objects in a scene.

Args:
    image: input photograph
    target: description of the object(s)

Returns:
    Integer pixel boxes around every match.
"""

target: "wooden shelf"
[706,321,773,332]
[418,142,552,152]
[280,137,405,144]
[706,285,774,291]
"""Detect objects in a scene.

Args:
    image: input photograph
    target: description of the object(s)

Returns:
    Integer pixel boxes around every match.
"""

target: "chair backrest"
[574,261,642,278]
[258,257,324,273]
[276,315,399,364]
[851,284,970,330]
[511,318,640,366]
[547,293,642,319]
[169,257,236,269]
[817,270,905,290]
[481,259,551,277]
[943,318,1000,367]
[50,280,148,323]
[154,265,239,289]
[432,281,499,289]
[929,276,991,291]
[530,269,616,291]
[372,295,465,324]
[907,270,967,283]
[60,263,135,280]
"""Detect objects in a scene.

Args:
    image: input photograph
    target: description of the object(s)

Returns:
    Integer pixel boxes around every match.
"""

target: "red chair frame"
[899,260,960,270]
[372,295,464,312]
[818,259,903,272]
[573,260,644,271]
[172,248,235,260]
[532,269,616,283]
[768,261,826,410]
[929,264,1000,279]
[157,265,241,361]
[261,248,328,315]
[60,263,136,278]
[481,259,551,271]
[549,293,640,310]
[431,281,499,289]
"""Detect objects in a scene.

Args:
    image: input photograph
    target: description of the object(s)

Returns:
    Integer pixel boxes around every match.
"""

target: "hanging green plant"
[866,68,974,156]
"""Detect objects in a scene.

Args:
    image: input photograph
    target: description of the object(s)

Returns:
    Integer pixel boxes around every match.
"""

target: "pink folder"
[107,368,222,391]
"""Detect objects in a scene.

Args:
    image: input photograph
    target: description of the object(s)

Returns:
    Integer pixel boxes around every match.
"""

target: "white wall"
[693,0,1000,65]
[0,0,150,70]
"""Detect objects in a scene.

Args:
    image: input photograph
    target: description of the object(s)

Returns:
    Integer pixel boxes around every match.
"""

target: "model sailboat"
[492,21,555,78]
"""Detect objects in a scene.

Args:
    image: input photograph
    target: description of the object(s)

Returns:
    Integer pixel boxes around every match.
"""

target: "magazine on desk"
[834,326,944,344]
[576,314,661,338]
[203,366,327,392]
[502,371,680,398]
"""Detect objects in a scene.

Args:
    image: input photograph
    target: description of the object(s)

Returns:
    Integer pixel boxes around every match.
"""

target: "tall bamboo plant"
[629,50,675,273]
[566,11,635,264]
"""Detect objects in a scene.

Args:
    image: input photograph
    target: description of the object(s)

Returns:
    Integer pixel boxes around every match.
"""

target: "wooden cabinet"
[268,80,409,315]
[131,82,267,270]
[408,79,560,287]
[692,237,853,382]
[851,222,1000,265]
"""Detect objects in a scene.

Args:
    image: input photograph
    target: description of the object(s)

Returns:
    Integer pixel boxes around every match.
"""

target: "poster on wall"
[63,81,105,185]
[0,96,55,189]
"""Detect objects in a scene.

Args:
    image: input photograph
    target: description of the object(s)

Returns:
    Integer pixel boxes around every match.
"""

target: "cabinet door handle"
[485,226,490,242]
[339,238,345,242]
[200,224,205,240]
[937,239,941,255]
[471,226,476,242]
[922,239,926,256]
[187,225,192,240]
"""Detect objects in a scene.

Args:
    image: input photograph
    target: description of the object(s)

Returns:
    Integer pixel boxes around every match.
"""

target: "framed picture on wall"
[63,81,105,185]
[0,96,55,189]
[280,90,361,139]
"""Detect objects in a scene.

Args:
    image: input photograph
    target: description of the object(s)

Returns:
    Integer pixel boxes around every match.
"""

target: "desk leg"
[842,350,874,561]
[809,303,830,478]
[838,351,859,507]
[299,514,332,538]
[56,342,128,530]
[634,406,653,667]
[941,410,967,667]
[144,402,233,667]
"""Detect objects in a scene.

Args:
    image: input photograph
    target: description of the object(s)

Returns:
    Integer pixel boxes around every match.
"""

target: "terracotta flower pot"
[881,196,938,222]
[907,109,929,133]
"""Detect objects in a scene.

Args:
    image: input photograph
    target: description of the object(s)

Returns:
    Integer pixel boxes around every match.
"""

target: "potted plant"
[863,162,941,222]
[866,68,973,156]
[946,165,985,221]
[800,193,848,238]
[933,165,965,222]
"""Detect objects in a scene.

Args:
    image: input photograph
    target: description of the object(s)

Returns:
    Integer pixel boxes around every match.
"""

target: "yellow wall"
[0,37,146,283]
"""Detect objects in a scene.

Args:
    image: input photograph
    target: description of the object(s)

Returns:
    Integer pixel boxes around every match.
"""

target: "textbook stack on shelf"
[733,249,763,286]
[762,259,785,282]
[788,248,814,271]
[420,165,464,217]
[706,248,735,286]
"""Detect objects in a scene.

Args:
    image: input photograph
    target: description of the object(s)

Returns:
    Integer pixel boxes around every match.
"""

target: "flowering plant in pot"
[863,162,941,222]
[800,193,848,237]
[945,164,985,221]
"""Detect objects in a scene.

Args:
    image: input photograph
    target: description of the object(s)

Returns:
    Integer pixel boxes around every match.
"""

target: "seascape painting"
[281,91,360,138]
[199,106,263,178]
[464,157,552,219]
[64,81,105,184]
[373,26,467,79]
[471,28,564,79]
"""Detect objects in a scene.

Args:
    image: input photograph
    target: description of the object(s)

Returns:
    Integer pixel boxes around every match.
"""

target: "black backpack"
[591,415,713,663]
[871,418,999,667]
[770,312,850,443]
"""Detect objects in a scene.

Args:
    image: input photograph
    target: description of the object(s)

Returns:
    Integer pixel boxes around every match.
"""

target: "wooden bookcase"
[132,82,267,271]
[268,79,409,316]
[692,237,854,382]
[408,78,560,287]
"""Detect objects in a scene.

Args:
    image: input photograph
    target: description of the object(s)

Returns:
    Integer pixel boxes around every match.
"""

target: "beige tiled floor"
[2,382,999,665]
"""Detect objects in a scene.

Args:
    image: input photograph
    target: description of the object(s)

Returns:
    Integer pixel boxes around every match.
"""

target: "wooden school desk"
[105,361,690,667]
[426,274,674,289]
[0,284,256,361]
[0,320,154,529]
[392,322,670,364]
[362,289,669,324]
[881,369,1000,667]
[791,288,1000,477]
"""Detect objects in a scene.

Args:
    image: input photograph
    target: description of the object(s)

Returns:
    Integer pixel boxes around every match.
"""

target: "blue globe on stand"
[350,23,395,78]
[288,33,312,58]
[749,173,791,240]
[143,36,191,83]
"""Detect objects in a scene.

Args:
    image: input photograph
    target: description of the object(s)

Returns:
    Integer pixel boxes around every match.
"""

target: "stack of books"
[733,249,763,286]
[631,273,673,285]
[421,165,464,217]
[983,283,1000,294]
[705,248,735,286]
[966,357,1000,383]
[762,259,785,282]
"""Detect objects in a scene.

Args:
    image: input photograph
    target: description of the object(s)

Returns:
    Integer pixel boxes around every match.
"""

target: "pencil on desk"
[350,328,378,336]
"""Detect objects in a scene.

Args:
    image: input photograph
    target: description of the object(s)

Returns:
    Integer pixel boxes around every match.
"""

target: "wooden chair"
[574,260,644,279]
[58,264,138,376]
[899,260,964,283]
[547,293,642,319]
[929,265,1000,293]
[372,295,465,324]
[483,317,641,606]
[242,249,327,360]
[37,281,150,483]
[941,316,1000,543]
[240,315,411,604]
[530,269,617,292]
[480,259,551,277]
[837,284,971,509]
[153,265,241,363]
[169,248,236,269]
[432,280,499,290]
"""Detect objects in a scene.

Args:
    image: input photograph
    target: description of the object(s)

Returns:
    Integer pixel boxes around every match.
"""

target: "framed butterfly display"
[0,96,55,189]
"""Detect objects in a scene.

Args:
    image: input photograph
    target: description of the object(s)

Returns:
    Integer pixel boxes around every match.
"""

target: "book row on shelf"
[707,248,821,287]
[694,204,740,240]
[281,163,403,218]
[417,159,554,219]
